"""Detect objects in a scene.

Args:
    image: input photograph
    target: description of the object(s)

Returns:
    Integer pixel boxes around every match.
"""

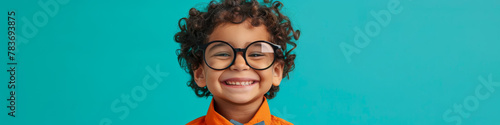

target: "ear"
[193,65,206,87]
[272,61,284,86]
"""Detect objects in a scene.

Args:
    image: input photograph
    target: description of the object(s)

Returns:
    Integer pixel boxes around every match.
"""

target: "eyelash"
[215,53,230,57]
[248,53,264,57]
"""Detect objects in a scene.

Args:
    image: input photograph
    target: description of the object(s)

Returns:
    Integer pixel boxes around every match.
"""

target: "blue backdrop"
[1,0,499,124]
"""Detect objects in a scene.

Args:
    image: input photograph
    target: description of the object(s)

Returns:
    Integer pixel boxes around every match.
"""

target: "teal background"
[1,0,500,124]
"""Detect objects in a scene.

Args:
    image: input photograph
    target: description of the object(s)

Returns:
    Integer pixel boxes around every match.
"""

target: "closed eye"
[214,53,231,57]
[248,53,264,57]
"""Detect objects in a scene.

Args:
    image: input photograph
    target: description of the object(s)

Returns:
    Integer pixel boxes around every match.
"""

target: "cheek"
[206,73,221,84]
[203,66,223,85]
[257,70,274,86]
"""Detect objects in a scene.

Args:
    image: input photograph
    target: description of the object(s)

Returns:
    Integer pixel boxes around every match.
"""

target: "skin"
[193,19,284,123]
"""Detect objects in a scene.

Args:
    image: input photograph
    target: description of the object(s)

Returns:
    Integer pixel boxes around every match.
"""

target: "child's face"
[194,20,284,104]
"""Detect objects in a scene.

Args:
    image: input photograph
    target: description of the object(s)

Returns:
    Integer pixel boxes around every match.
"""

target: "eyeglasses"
[199,40,281,70]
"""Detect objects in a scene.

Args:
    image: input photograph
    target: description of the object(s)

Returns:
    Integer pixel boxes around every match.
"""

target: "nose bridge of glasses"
[231,49,249,71]
[234,48,245,52]
[233,48,246,58]
[233,48,246,63]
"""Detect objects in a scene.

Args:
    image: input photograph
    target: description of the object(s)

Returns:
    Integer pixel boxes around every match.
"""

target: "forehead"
[208,20,270,48]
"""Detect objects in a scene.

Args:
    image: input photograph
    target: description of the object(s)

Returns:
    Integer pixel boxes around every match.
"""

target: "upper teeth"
[225,81,253,85]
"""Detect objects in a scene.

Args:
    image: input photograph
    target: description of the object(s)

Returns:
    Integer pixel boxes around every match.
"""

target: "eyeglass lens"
[204,41,275,70]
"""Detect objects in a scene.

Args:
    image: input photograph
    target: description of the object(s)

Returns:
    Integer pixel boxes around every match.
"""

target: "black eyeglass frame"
[198,40,282,70]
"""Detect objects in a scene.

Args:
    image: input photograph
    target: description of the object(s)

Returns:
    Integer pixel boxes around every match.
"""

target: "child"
[174,0,300,124]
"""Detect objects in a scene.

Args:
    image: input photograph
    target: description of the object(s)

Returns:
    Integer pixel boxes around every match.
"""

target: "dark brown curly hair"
[174,0,300,99]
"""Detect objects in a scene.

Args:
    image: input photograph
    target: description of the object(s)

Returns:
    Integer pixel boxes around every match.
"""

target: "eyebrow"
[207,43,227,52]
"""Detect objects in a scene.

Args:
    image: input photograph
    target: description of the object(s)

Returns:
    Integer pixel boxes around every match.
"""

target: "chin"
[223,93,261,104]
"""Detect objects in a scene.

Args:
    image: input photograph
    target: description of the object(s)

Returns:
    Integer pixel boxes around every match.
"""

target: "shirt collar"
[205,97,272,125]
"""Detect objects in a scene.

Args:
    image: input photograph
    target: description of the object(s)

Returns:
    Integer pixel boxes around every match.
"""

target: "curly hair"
[174,0,300,99]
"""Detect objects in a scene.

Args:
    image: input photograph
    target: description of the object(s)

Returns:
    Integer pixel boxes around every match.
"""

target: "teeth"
[225,81,254,86]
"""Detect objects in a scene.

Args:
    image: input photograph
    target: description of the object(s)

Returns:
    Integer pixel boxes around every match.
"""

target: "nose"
[230,52,250,71]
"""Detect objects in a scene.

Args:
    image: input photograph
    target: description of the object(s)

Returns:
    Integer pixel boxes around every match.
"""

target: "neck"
[213,97,264,124]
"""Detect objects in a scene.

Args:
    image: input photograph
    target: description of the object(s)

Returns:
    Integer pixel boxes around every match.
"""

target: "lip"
[220,78,259,88]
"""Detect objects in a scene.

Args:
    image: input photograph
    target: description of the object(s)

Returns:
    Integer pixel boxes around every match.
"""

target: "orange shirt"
[187,97,293,125]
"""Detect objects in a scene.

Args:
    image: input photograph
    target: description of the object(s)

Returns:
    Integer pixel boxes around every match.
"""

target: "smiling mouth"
[223,81,257,86]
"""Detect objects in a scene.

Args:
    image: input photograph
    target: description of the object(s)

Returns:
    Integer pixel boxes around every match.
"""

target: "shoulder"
[186,116,206,125]
[271,115,294,125]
